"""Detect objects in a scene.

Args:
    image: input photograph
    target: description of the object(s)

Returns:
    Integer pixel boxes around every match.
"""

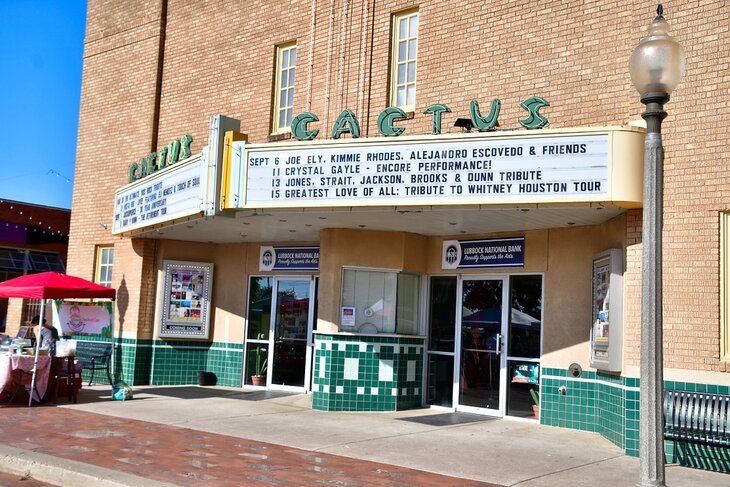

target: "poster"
[592,258,610,345]
[340,307,356,327]
[53,301,113,337]
[511,363,539,385]
[160,261,213,338]
[589,248,623,371]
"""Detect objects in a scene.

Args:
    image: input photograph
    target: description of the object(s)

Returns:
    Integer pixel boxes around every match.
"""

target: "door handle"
[495,333,503,355]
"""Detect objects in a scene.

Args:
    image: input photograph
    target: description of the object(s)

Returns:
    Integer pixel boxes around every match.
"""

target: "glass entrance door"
[457,277,508,414]
[270,278,314,388]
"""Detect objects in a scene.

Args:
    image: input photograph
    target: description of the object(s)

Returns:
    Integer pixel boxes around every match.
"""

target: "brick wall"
[67,0,165,337]
[70,0,729,372]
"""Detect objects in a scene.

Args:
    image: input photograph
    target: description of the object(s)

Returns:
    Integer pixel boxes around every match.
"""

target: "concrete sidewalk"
[1,385,727,486]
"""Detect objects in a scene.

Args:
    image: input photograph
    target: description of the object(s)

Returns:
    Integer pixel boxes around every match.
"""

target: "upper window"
[273,42,297,134]
[28,252,65,273]
[95,246,114,288]
[0,248,27,271]
[722,212,730,361]
[390,9,419,111]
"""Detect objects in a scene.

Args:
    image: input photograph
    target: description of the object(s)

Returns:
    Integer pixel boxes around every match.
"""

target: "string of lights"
[47,169,73,183]
[0,199,70,238]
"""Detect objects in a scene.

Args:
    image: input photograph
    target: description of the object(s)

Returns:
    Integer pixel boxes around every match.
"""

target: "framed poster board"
[589,248,623,371]
[160,260,214,338]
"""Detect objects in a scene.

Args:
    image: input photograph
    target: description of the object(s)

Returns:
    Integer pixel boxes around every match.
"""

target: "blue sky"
[0,1,87,210]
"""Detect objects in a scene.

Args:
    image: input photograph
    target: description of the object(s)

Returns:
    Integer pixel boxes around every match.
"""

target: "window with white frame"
[95,246,114,288]
[273,42,297,133]
[340,268,420,335]
[721,212,730,361]
[390,9,419,111]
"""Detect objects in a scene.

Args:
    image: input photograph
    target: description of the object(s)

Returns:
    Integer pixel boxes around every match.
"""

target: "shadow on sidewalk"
[397,411,497,426]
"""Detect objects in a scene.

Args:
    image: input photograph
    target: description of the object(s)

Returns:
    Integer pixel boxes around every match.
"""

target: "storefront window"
[396,273,419,335]
[428,277,456,352]
[508,275,542,358]
[340,269,419,334]
[247,276,273,340]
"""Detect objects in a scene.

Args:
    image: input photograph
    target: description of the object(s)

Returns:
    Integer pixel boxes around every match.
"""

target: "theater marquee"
[224,126,644,211]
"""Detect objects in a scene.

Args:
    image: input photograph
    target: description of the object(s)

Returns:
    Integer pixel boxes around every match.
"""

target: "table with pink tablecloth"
[0,354,51,402]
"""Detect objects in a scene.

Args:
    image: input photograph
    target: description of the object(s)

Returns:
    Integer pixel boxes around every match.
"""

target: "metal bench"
[75,341,113,386]
[664,389,730,446]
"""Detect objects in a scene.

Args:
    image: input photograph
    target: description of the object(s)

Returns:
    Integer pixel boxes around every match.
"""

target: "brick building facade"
[67,0,729,471]
[0,199,69,330]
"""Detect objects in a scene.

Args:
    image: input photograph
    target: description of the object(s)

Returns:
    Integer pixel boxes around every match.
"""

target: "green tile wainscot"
[312,332,425,412]
[541,367,730,473]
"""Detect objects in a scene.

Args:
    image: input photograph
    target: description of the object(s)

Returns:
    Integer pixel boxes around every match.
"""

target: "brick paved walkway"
[0,404,501,486]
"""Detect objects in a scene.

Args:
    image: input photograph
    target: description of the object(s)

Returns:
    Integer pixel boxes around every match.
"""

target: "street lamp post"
[629,4,685,487]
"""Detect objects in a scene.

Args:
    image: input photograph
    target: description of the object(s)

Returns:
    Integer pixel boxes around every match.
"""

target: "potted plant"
[530,388,540,419]
[250,333,267,386]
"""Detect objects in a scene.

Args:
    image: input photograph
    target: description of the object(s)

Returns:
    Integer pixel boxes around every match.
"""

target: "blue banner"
[442,236,524,269]
[259,246,319,272]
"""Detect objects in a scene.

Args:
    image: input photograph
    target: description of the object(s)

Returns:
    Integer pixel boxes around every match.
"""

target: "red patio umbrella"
[0,272,116,406]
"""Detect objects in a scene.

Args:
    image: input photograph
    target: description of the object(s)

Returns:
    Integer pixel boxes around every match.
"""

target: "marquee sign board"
[113,155,204,234]
[240,133,610,209]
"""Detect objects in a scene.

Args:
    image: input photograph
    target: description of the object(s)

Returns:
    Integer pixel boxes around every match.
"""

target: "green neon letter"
[128,162,138,183]
[148,152,158,173]
[139,157,148,178]
[331,109,361,139]
[377,107,407,137]
[291,112,320,140]
[180,134,193,159]
[469,99,501,131]
[424,103,451,134]
[168,139,181,165]
[519,96,550,129]
[157,146,168,170]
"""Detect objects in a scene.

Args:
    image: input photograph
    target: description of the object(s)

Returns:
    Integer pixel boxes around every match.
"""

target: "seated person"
[30,315,59,357]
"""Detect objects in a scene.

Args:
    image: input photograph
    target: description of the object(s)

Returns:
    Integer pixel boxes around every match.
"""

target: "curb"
[0,445,178,487]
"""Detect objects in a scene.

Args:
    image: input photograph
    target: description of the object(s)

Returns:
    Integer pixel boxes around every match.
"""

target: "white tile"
[357,386,365,395]
[323,385,330,393]
[414,388,419,395]
[311,383,319,392]
[391,388,398,396]
[373,344,380,353]
[402,388,407,396]
[359,343,367,352]
[379,359,394,382]
[371,387,379,395]
[336,385,344,394]
[406,360,416,382]
[319,356,326,378]
[344,358,359,380]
